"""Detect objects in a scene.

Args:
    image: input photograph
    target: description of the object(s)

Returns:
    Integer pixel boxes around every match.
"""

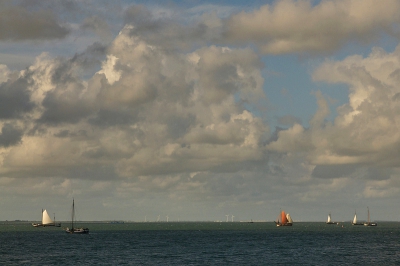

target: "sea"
[1,221,399,265]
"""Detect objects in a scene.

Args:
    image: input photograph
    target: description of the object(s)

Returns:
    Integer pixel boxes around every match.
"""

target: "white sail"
[42,210,54,225]
[352,214,357,224]
[286,213,293,223]
[327,214,331,223]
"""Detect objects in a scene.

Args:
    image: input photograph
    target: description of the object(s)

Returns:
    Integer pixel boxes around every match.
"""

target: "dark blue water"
[1,222,400,265]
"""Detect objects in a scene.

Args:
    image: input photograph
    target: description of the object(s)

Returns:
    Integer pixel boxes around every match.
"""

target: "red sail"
[281,211,288,224]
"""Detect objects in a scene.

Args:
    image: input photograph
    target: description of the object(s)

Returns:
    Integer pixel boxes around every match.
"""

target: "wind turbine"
[225,214,229,222]
[231,215,234,222]
[166,215,169,222]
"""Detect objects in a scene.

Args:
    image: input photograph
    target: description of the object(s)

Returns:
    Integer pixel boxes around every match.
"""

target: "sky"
[1,0,400,222]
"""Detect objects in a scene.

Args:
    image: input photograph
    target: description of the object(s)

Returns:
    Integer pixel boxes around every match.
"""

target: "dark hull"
[351,223,364,225]
[66,228,89,234]
[364,223,377,226]
[326,222,338,225]
[32,223,61,227]
[275,222,292,227]
[67,199,89,234]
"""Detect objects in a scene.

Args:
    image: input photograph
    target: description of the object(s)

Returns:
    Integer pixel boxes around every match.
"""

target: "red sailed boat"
[275,210,293,226]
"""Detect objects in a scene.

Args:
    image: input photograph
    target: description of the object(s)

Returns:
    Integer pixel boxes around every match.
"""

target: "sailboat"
[326,213,338,225]
[351,211,363,225]
[32,209,61,227]
[65,199,89,234]
[275,210,293,226]
[364,207,377,226]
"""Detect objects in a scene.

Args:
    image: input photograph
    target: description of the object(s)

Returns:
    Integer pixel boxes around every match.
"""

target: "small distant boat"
[32,209,61,227]
[364,207,377,227]
[326,213,338,225]
[109,221,124,224]
[65,199,89,234]
[275,210,293,226]
[351,211,364,225]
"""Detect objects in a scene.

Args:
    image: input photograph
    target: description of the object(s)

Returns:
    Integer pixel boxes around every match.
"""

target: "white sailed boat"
[65,199,89,234]
[364,207,377,227]
[351,211,363,225]
[326,213,338,224]
[32,209,61,227]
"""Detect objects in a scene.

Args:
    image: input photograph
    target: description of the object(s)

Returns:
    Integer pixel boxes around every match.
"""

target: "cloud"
[80,16,113,42]
[269,44,400,180]
[224,0,400,54]
[0,3,70,41]
[311,45,400,166]
[267,123,311,153]
[0,24,269,180]
[25,43,107,125]
[122,5,223,52]
[312,164,357,179]
[0,72,35,119]
[0,123,23,147]
[0,65,10,83]
[363,177,400,198]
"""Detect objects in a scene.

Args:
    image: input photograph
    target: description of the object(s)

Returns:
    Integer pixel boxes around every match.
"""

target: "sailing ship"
[275,210,293,226]
[364,207,377,226]
[326,213,338,225]
[351,211,363,225]
[65,199,89,234]
[32,209,61,227]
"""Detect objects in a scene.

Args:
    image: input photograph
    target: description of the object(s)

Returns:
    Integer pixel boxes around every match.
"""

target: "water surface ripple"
[1,222,399,265]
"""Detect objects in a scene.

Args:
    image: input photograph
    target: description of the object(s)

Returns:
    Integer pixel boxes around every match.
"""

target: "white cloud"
[0,65,10,83]
[270,44,400,171]
[224,0,400,54]
[97,55,121,85]
[0,24,269,181]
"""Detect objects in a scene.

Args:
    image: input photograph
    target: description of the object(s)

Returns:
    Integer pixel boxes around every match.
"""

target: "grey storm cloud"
[0,123,23,147]
[312,164,357,179]
[39,85,93,125]
[80,16,113,42]
[0,4,70,41]
[0,73,34,119]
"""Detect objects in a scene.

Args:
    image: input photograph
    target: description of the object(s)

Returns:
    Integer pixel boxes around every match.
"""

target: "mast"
[367,207,370,223]
[72,198,75,230]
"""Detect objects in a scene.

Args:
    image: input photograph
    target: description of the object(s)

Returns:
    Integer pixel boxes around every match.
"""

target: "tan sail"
[42,210,54,225]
